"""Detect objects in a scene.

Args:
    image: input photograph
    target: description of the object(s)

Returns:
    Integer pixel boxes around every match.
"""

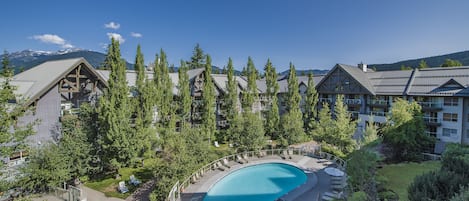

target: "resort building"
[315,63,469,153]
[3,57,469,161]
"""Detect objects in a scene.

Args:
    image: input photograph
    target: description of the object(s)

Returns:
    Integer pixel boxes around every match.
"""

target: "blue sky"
[2,0,469,71]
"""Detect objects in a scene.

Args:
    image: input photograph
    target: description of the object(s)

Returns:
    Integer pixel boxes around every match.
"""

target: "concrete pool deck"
[180,154,344,201]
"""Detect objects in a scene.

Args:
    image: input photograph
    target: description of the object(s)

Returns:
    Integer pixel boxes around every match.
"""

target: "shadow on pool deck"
[181,155,340,201]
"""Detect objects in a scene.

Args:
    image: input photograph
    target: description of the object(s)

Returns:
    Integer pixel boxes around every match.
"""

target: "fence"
[167,148,347,201]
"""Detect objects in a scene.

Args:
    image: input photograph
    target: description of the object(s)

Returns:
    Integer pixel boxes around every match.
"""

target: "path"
[80,185,125,201]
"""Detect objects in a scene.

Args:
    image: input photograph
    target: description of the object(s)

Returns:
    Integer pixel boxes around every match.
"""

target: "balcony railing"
[370,111,387,117]
[320,98,332,103]
[350,111,360,118]
[418,102,443,110]
[369,99,388,105]
[423,117,441,124]
[345,99,362,105]
[425,131,437,137]
[217,120,229,127]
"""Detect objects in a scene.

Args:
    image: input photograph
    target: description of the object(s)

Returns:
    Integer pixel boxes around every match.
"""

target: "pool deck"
[180,154,343,201]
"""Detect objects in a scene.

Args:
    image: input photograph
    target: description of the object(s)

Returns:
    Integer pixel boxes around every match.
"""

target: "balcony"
[345,99,362,105]
[370,111,387,117]
[418,102,443,111]
[217,120,229,127]
[369,99,388,107]
[319,98,332,103]
[193,100,203,107]
[423,117,441,126]
[425,131,437,137]
[350,111,360,119]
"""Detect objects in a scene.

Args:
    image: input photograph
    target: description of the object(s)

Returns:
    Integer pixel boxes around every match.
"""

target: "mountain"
[370,50,469,71]
[0,49,134,74]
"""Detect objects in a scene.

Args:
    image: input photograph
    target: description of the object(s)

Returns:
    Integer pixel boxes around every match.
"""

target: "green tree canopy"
[383,98,434,161]
[263,59,280,139]
[441,59,463,67]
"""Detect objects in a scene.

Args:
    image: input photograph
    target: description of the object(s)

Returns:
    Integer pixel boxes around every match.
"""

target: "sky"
[2,0,469,72]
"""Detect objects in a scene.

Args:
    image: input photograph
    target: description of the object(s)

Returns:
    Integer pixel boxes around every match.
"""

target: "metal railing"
[369,99,388,105]
[370,111,387,117]
[345,99,361,105]
[418,101,442,109]
[320,98,332,103]
[423,116,441,123]
[168,148,347,201]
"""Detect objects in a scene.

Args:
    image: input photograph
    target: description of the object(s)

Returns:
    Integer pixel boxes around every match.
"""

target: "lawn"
[377,161,441,201]
[84,159,156,199]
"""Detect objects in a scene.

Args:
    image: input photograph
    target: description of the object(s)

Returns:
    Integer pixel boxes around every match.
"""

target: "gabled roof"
[407,66,469,96]
[11,57,107,106]
[316,64,375,95]
[212,74,253,95]
[367,70,413,95]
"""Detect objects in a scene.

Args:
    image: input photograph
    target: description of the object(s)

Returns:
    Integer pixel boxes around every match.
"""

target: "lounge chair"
[288,149,293,159]
[216,161,226,171]
[222,158,231,168]
[322,191,343,200]
[257,150,266,157]
[281,150,291,159]
[129,175,141,186]
[242,154,249,162]
[331,184,346,190]
[236,155,245,164]
[118,181,129,193]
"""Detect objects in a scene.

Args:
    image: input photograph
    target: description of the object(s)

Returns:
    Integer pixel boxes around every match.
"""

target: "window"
[443,113,458,122]
[444,97,458,106]
[466,129,469,138]
[442,128,457,137]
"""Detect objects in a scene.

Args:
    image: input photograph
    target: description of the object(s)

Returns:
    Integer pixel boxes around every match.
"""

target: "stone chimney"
[358,62,367,72]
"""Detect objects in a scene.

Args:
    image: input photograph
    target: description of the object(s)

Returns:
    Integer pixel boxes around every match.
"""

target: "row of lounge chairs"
[321,175,346,200]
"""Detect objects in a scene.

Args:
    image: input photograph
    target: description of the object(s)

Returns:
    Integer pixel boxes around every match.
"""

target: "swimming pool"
[203,163,307,201]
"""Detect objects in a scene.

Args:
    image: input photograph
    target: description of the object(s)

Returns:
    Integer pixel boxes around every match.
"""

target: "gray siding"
[20,85,61,146]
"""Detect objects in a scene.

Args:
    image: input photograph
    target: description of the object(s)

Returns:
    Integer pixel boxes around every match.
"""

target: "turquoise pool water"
[203,163,307,201]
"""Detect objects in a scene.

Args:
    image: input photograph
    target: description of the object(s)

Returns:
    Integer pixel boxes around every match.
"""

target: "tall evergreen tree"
[154,49,173,126]
[0,51,33,156]
[333,94,357,154]
[98,38,134,168]
[304,73,319,134]
[225,58,243,143]
[177,60,192,129]
[280,63,306,145]
[188,43,205,69]
[202,55,216,145]
[1,50,12,76]
[242,57,258,111]
[133,45,153,157]
[314,102,334,143]
[264,59,280,139]
[238,57,265,151]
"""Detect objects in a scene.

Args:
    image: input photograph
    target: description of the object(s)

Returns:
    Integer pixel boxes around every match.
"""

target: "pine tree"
[177,60,192,130]
[0,51,34,156]
[237,57,265,151]
[314,102,334,142]
[188,43,205,69]
[304,73,319,134]
[333,94,357,154]
[242,57,258,111]
[98,38,134,168]
[264,59,280,139]
[154,49,173,127]
[418,60,428,69]
[1,50,12,76]
[280,63,306,145]
[202,55,216,145]
[225,58,242,143]
[133,45,153,157]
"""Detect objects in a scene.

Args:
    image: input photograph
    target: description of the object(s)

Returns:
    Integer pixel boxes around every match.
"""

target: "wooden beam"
[67,74,88,78]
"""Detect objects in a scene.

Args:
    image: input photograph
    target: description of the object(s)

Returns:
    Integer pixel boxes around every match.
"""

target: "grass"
[377,161,441,201]
[84,159,156,199]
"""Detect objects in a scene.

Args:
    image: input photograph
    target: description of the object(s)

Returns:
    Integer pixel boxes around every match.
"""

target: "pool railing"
[167,148,347,201]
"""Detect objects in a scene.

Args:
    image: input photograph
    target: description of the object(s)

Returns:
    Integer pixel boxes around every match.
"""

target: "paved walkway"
[80,185,125,201]
[181,154,344,201]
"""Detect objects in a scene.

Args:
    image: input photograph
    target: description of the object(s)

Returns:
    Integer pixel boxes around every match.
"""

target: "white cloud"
[107,33,125,44]
[104,22,120,30]
[31,34,74,48]
[130,32,142,38]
